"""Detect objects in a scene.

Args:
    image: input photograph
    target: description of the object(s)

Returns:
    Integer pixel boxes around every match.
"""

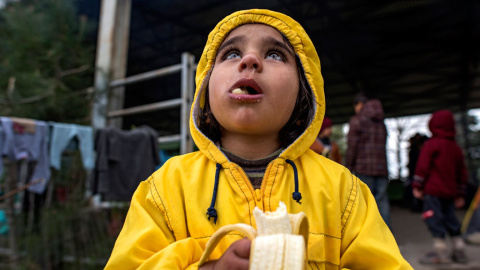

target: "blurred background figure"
[403,133,429,212]
[413,109,468,264]
[346,93,390,228]
[310,116,342,163]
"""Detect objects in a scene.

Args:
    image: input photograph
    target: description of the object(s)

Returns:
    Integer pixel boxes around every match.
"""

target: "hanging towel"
[93,126,160,201]
[11,117,36,134]
[0,117,50,194]
[49,123,94,170]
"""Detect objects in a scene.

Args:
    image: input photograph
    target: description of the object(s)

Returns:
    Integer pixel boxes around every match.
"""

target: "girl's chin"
[220,123,283,137]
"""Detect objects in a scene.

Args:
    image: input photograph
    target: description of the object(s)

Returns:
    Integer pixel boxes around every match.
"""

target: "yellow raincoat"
[105,9,412,270]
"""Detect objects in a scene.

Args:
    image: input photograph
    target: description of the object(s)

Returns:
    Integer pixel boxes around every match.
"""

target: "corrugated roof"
[79,0,480,134]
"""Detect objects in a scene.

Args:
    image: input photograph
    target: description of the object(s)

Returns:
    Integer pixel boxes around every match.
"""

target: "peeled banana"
[198,202,309,269]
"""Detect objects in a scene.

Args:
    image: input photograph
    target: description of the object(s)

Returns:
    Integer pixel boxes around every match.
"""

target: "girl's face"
[208,24,299,139]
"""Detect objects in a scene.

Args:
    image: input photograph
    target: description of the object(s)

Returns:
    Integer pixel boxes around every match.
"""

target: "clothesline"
[0,116,94,194]
[1,116,163,202]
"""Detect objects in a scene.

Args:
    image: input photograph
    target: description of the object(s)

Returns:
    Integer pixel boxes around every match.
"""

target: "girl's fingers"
[232,238,251,259]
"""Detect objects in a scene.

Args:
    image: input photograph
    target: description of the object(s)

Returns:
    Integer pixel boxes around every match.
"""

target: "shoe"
[465,232,480,245]
[419,251,452,264]
[451,249,468,264]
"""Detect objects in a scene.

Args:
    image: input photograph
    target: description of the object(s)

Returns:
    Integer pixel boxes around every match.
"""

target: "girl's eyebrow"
[263,37,295,57]
[216,35,294,57]
[217,36,244,54]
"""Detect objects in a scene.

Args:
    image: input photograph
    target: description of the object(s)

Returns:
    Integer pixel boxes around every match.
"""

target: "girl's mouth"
[229,86,263,102]
[228,78,264,102]
[231,86,259,95]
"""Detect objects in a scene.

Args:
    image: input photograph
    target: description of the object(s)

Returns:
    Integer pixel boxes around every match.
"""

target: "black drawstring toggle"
[286,159,302,204]
[206,163,222,224]
[206,207,218,224]
[292,191,302,204]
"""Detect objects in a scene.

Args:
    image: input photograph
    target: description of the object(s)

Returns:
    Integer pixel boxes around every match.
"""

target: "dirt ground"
[391,205,480,270]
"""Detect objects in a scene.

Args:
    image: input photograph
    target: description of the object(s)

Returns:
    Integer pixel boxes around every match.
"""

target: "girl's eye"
[266,51,285,61]
[224,50,241,60]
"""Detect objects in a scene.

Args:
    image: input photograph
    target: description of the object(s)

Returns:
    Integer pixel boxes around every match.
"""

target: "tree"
[0,1,98,267]
[0,0,94,124]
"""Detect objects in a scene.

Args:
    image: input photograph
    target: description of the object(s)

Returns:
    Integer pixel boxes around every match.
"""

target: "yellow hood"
[190,9,325,162]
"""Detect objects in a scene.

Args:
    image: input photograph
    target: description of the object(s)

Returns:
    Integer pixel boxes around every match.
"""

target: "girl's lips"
[228,92,264,102]
[229,78,263,94]
[228,78,264,102]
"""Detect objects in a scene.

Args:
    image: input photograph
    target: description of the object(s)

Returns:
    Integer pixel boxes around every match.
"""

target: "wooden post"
[108,0,132,129]
[92,0,132,129]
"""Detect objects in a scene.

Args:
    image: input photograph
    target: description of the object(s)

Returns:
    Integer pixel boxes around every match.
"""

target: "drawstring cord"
[206,163,222,224]
[286,159,302,204]
[206,160,302,223]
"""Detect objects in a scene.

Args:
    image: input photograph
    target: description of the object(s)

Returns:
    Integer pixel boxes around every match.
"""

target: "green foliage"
[0,0,94,124]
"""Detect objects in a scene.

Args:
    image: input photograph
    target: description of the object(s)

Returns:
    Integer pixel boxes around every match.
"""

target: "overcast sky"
[343,110,480,180]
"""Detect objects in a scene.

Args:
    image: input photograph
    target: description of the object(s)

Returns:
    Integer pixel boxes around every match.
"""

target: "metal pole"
[181,53,192,154]
[187,54,196,153]
[108,98,182,118]
[110,64,182,87]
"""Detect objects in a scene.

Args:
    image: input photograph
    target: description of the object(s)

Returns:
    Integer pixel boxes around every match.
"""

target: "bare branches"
[0,86,94,106]
[7,77,15,99]
[59,64,90,78]
[1,63,93,107]
[12,90,55,105]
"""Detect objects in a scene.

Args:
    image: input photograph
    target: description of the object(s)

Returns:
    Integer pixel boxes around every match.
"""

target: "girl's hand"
[199,238,251,270]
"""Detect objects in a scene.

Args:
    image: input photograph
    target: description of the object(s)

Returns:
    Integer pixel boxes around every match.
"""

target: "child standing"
[105,9,411,269]
[310,116,342,163]
[413,109,468,264]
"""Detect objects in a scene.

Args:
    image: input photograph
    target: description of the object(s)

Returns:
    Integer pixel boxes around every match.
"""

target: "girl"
[105,9,411,269]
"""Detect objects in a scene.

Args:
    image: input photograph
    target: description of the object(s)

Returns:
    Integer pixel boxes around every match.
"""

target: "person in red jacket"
[413,109,468,264]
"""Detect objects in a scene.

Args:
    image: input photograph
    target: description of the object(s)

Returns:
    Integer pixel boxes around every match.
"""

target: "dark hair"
[353,93,369,105]
[198,55,315,147]
[199,87,222,143]
[278,56,315,147]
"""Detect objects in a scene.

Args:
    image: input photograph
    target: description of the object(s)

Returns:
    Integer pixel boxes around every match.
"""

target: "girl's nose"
[238,53,263,73]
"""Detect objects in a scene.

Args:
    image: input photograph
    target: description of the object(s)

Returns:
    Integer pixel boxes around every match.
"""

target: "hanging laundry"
[10,117,36,134]
[0,119,7,177]
[93,126,160,201]
[0,117,50,194]
[0,210,8,235]
[49,123,94,170]
[156,150,173,170]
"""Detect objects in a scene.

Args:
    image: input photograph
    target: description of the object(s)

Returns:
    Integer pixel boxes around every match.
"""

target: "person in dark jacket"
[346,93,390,227]
[403,133,428,212]
[413,109,468,264]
